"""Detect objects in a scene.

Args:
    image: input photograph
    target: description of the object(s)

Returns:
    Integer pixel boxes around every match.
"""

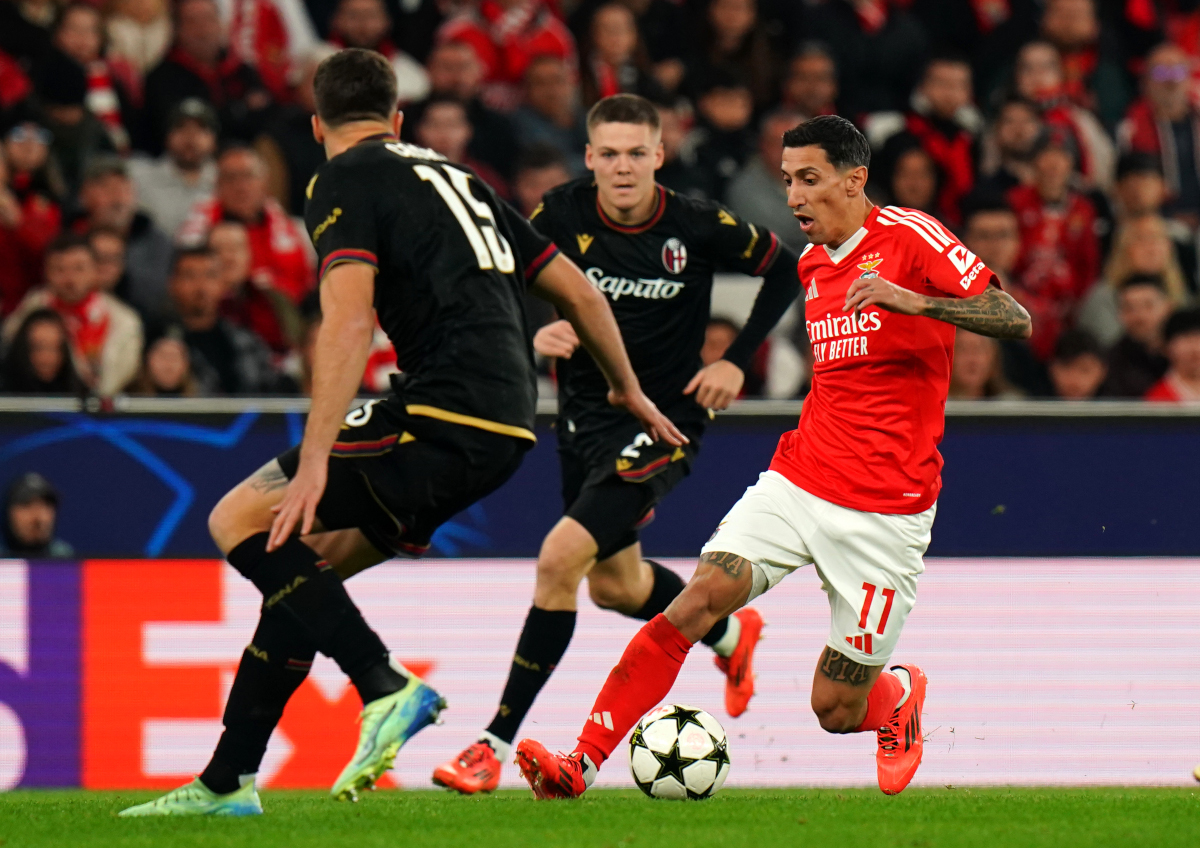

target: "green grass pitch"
[1,788,1197,848]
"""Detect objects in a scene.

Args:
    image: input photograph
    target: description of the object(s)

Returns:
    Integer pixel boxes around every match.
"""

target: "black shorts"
[277,394,530,557]
[559,420,700,561]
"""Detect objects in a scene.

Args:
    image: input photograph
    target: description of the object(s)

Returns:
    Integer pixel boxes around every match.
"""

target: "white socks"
[711,614,742,658]
[890,666,912,708]
[479,731,511,762]
[580,752,598,787]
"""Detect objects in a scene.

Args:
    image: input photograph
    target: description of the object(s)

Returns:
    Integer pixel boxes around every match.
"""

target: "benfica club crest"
[857,257,882,279]
[661,238,688,274]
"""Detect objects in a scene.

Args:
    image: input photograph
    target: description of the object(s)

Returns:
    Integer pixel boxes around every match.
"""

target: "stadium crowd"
[0,0,1199,402]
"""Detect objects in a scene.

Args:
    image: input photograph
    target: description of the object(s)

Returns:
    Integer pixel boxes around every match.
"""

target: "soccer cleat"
[875,663,927,796]
[431,741,503,794]
[331,674,447,801]
[713,607,765,717]
[514,739,588,800]
[117,778,262,817]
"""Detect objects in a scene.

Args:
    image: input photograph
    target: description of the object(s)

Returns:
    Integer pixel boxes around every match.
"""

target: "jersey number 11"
[413,163,516,274]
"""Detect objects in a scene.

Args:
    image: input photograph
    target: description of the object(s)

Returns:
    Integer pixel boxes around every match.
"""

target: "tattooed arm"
[843,279,1033,340]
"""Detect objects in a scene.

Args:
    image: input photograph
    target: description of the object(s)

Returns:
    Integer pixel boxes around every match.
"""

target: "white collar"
[823,225,869,264]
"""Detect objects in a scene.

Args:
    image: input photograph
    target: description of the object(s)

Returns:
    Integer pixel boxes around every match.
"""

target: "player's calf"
[810,647,887,733]
[664,551,753,642]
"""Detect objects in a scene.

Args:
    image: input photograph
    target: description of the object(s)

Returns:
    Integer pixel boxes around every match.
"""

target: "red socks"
[575,614,693,766]
[853,670,904,732]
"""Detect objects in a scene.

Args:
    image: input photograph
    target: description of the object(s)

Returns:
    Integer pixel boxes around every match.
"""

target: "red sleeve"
[878,207,992,298]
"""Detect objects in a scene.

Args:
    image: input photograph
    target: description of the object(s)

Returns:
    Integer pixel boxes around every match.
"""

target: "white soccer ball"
[628,704,730,800]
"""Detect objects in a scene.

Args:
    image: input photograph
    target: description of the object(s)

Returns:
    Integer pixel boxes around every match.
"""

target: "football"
[628,704,730,800]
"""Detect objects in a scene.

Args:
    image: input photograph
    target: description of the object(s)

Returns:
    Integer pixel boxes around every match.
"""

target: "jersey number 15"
[413,163,516,274]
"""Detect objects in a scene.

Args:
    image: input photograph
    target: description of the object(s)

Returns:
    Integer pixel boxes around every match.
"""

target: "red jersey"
[770,205,995,515]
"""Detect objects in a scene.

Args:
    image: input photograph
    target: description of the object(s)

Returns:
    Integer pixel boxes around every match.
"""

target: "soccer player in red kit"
[514,115,1032,797]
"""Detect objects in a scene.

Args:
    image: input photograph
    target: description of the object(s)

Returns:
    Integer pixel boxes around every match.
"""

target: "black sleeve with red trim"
[498,198,560,287]
[304,161,380,282]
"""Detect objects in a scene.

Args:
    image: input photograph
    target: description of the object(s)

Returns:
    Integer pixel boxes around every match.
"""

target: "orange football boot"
[713,607,764,717]
[514,739,588,799]
[432,741,502,794]
[876,663,927,795]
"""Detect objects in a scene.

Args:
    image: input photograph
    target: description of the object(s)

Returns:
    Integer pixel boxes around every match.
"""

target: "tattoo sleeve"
[817,647,874,686]
[699,551,752,579]
[918,286,1032,339]
[249,461,290,494]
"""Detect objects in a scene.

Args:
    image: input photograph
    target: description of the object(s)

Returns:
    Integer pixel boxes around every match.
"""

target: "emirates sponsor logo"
[806,310,882,343]
[585,266,684,302]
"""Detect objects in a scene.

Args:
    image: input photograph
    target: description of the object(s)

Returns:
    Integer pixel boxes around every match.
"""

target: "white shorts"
[700,471,935,666]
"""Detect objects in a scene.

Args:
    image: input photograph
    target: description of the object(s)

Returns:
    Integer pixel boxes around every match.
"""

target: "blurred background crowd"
[1,0,1199,404]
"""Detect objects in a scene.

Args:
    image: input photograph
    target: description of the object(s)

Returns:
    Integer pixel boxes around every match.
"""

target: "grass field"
[1,788,1198,848]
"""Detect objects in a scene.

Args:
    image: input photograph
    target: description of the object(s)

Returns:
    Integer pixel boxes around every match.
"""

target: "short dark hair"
[171,245,216,275]
[1116,151,1163,180]
[1164,307,1200,342]
[1052,329,1105,364]
[587,94,660,132]
[313,48,398,127]
[961,192,1015,224]
[1117,272,1168,294]
[781,115,870,171]
[45,233,93,259]
[515,142,569,175]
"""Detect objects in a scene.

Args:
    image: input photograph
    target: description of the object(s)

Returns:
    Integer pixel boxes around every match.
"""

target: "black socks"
[225,533,404,704]
[634,559,729,648]
[200,607,315,794]
[485,606,576,743]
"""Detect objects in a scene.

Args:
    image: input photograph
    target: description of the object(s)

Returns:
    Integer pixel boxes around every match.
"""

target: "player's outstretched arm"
[530,253,687,446]
[843,279,1033,340]
[268,264,376,550]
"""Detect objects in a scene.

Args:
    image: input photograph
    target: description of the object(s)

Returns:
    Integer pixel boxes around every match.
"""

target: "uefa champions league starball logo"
[661,238,688,274]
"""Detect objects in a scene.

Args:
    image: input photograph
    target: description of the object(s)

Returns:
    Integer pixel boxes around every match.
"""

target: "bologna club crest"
[662,238,688,274]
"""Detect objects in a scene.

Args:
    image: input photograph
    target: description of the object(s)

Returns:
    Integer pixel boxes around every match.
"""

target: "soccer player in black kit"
[434,95,800,794]
[119,51,682,817]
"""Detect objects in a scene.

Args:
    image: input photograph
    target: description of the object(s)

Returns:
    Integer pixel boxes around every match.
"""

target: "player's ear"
[311,115,324,145]
[654,141,665,171]
[392,110,403,137]
[584,143,595,171]
[845,165,868,198]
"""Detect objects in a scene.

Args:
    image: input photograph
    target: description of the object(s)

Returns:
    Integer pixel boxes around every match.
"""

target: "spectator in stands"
[580,2,663,107]
[569,0,688,95]
[977,97,1043,196]
[948,331,1021,400]
[76,156,174,323]
[0,308,84,395]
[128,99,219,238]
[1078,214,1190,347]
[511,55,588,176]
[1007,127,1101,360]
[0,143,60,316]
[1145,308,1200,402]
[438,0,577,112]
[1048,328,1108,399]
[52,3,138,153]
[1118,43,1200,228]
[225,0,321,105]
[2,118,64,209]
[2,234,143,396]
[415,95,511,197]
[255,44,332,217]
[804,0,930,118]
[688,69,755,201]
[512,143,571,218]
[897,54,978,225]
[105,0,172,77]
[209,219,299,356]
[417,40,518,181]
[1038,0,1132,130]
[1112,152,1197,288]
[1099,274,1172,398]
[655,102,717,200]
[1012,40,1115,192]
[328,0,429,104]
[780,43,838,120]
[127,335,199,396]
[726,108,807,253]
[143,0,275,154]
[0,0,54,67]
[1,472,73,558]
[177,146,313,303]
[37,50,117,200]
[87,226,129,299]
[884,142,940,219]
[688,0,779,111]
[158,245,289,394]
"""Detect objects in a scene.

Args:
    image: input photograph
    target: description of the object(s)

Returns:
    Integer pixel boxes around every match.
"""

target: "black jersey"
[305,137,559,441]
[533,178,788,441]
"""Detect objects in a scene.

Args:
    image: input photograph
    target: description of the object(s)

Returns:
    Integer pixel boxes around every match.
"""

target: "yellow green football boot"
[118,777,263,817]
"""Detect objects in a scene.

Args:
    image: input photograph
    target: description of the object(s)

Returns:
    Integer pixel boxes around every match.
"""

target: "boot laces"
[877,717,901,757]
[459,743,493,768]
